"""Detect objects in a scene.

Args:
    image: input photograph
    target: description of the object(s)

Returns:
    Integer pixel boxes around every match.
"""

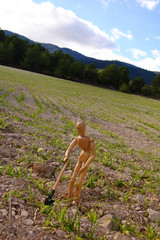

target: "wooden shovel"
[44,159,69,205]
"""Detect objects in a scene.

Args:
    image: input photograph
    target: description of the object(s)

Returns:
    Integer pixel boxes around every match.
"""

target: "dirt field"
[0,68,160,240]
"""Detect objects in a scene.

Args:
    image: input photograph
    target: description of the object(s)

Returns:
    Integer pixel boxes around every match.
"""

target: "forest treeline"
[0,30,160,98]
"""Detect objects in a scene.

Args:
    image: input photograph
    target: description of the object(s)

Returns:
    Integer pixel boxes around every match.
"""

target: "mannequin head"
[76,121,86,136]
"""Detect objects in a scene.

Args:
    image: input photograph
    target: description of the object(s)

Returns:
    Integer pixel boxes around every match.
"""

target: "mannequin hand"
[79,166,87,173]
[64,157,69,162]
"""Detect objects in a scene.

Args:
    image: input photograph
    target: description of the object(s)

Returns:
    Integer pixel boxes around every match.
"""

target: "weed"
[84,172,103,189]
[32,178,48,194]
[6,163,15,177]
[45,201,82,235]
[83,222,99,240]
[0,165,5,175]
[111,214,137,235]
[2,192,10,204]
[145,224,160,240]
[88,209,100,224]
[14,91,25,103]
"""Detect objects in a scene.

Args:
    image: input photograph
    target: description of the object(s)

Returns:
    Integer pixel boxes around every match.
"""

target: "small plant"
[32,178,48,194]
[14,92,25,103]
[122,189,133,202]
[88,209,100,224]
[11,187,28,198]
[2,192,10,204]
[14,166,25,178]
[83,222,99,240]
[0,165,5,175]
[21,184,37,202]
[145,224,160,240]
[85,172,103,189]
[102,155,117,170]
[6,163,15,177]
[115,178,128,187]
[111,214,137,235]
[45,201,82,235]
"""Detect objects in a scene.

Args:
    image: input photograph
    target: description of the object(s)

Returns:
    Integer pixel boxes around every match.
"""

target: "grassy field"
[0,65,160,240]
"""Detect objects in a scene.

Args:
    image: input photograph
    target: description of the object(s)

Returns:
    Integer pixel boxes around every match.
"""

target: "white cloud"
[132,57,160,71]
[0,0,115,51]
[100,0,111,8]
[156,36,160,39]
[111,28,133,40]
[152,49,160,57]
[128,48,147,59]
[0,0,160,71]
[136,0,159,10]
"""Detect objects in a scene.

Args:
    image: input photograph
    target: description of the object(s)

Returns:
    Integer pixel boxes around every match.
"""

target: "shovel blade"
[44,197,54,205]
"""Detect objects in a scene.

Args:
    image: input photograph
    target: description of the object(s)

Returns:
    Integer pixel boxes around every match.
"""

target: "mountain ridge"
[4,30,156,84]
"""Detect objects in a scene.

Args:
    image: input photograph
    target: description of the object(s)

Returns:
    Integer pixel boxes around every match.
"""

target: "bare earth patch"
[0,81,160,240]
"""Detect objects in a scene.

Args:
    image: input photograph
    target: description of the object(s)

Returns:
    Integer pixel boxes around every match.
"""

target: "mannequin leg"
[68,161,82,198]
[73,167,88,203]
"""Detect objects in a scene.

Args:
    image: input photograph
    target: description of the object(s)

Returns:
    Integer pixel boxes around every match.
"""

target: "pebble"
[0,209,8,217]
[135,194,144,202]
[12,210,16,217]
[56,229,67,238]
[98,214,120,231]
[63,170,72,178]
[23,219,34,226]
[21,210,29,218]
[27,230,34,236]
[135,206,141,211]
[147,209,160,222]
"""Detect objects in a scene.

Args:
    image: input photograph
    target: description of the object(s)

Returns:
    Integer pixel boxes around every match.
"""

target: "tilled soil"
[0,84,160,240]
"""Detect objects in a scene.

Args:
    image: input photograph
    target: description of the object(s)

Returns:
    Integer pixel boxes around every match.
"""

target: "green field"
[0,65,160,240]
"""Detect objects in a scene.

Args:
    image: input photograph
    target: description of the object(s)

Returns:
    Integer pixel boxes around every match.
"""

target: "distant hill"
[4,30,156,85]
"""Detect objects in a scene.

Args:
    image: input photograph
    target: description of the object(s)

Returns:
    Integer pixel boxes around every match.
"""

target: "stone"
[98,214,120,231]
[147,209,160,222]
[102,189,109,196]
[33,162,55,177]
[23,219,34,226]
[63,170,72,178]
[27,230,34,236]
[21,210,29,218]
[56,229,67,239]
[12,210,16,217]
[135,194,144,202]
[0,209,8,217]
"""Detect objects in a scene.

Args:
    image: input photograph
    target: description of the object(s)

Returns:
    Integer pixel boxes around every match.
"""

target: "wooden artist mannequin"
[64,120,96,204]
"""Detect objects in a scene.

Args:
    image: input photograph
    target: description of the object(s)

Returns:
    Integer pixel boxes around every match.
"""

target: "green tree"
[100,64,120,89]
[22,44,46,72]
[0,42,5,63]
[119,66,130,85]
[119,82,129,93]
[151,74,160,98]
[152,74,160,89]
[129,77,145,93]
[0,29,5,42]
[10,36,26,65]
[5,42,15,65]
[141,84,153,96]
[54,53,74,78]
[84,66,99,83]
[70,61,85,81]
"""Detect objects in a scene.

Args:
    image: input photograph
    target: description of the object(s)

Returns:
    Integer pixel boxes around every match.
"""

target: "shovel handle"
[53,159,69,191]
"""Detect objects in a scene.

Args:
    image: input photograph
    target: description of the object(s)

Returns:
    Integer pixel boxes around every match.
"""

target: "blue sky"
[0,0,160,71]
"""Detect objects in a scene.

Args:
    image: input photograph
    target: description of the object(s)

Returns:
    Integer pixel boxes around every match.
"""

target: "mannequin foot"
[72,197,79,205]
[72,200,77,205]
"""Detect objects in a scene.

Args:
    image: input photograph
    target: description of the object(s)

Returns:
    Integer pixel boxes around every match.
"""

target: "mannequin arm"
[64,138,77,161]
